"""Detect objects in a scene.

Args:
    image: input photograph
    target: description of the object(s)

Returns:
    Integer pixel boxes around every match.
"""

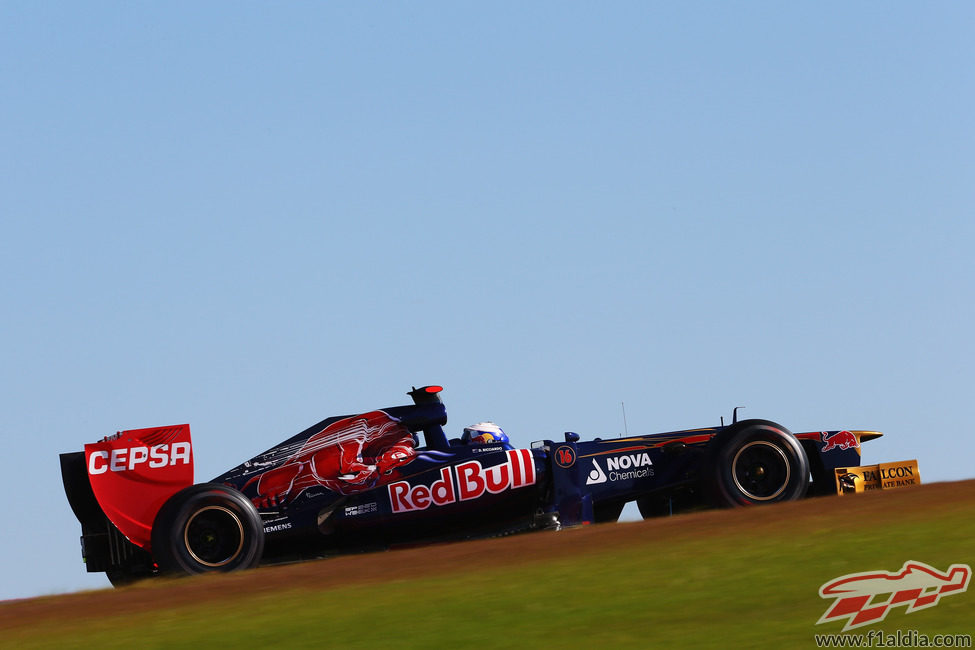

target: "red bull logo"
[388,448,536,513]
[817,561,971,631]
[821,430,859,452]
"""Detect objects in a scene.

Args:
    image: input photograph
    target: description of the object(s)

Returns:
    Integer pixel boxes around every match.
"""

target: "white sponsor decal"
[607,452,654,481]
[87,442,192,475]
[586,459,608,485]
[606,452,652,471]
[587,453,654,485]
[344,502,378,517]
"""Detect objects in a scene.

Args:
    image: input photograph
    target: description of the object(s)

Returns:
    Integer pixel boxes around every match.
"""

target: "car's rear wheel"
[707,420,809,507]
[152,483,265,575]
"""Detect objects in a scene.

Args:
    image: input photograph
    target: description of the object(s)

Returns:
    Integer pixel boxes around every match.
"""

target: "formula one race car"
[60,385,888,586]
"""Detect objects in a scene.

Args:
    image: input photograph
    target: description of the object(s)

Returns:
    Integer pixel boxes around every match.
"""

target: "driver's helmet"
[462,422,511,448]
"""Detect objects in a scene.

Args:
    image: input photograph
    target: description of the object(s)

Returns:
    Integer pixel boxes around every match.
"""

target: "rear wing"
[60,425,194,551]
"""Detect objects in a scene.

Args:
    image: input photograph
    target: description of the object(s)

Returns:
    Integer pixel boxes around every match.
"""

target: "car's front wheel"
[707,420,810,507]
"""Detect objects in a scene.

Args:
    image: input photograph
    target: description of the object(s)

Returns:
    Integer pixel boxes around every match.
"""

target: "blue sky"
[2,3,972,599]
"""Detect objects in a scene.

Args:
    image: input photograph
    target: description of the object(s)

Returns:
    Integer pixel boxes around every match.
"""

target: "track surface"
[3,479,972,631]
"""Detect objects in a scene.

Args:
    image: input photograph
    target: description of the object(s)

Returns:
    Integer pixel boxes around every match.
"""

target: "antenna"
[621,401,628,436]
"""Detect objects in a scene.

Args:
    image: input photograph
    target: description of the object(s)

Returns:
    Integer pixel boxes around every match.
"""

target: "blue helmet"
[462,422,511,448]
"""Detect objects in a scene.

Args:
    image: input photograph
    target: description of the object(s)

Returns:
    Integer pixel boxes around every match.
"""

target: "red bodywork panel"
[84,424,194,550]
[242,410,417,508]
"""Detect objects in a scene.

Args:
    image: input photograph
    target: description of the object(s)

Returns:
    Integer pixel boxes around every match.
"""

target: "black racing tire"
[706,419,809,507]
[636,495,674,519]
[151,483,265,575]
[593,500,626,523]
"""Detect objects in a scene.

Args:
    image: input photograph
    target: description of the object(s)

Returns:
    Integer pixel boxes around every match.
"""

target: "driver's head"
[462,422,510,448]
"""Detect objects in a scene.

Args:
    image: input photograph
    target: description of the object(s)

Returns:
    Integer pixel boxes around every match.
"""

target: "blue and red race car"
[60,385,886,585]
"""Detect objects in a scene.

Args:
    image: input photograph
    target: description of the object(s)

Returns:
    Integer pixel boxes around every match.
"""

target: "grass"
[3,483,973,649]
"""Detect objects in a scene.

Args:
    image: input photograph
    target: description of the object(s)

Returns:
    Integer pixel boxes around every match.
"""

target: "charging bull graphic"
[817,561,971,631]
[821,430,859,452]
[244,411,418,507]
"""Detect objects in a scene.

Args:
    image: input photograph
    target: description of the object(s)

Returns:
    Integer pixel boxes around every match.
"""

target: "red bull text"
[388,448,536,513]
